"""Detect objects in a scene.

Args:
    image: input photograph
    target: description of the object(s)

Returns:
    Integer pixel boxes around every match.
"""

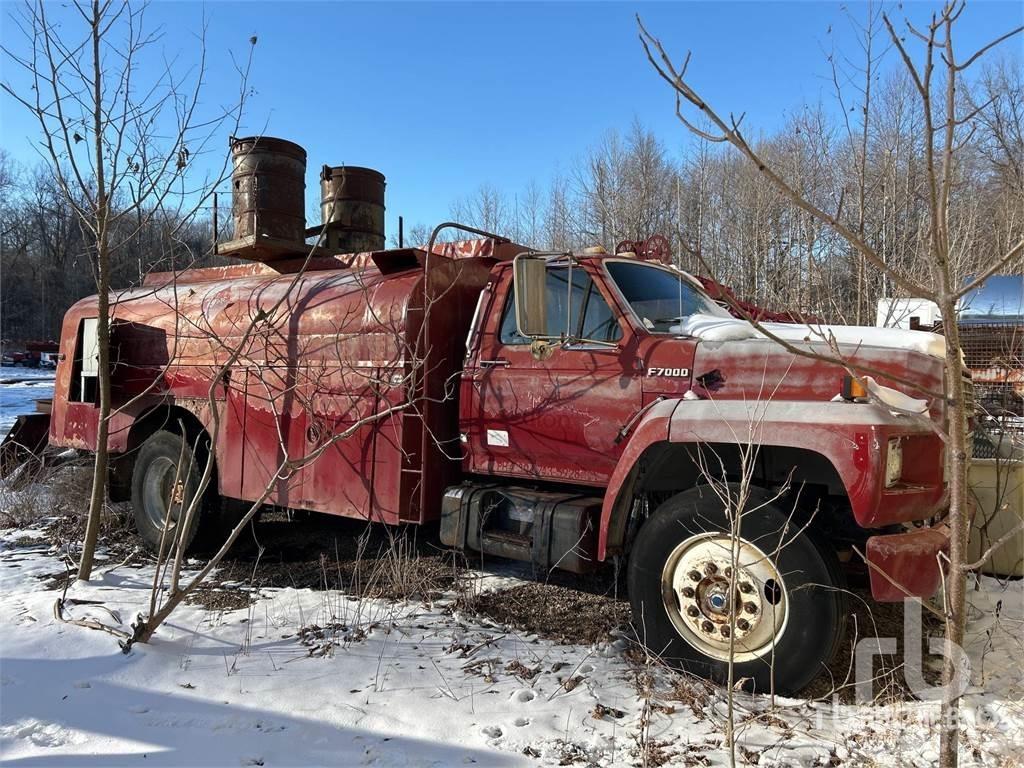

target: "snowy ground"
[0,512,1021,767]
[0,366,55,435]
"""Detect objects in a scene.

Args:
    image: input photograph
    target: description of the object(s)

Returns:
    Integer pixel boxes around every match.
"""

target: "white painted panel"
[80,318,99,375]
[486,429,509,447]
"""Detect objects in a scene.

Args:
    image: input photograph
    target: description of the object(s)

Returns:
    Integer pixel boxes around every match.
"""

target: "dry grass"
[0,462,96,530]
[44,500,135,555]
[357,529,456,601]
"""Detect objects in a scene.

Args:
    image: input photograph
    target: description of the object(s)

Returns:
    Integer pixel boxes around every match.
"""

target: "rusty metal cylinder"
[319,165,386,253]
[230,136,306,244]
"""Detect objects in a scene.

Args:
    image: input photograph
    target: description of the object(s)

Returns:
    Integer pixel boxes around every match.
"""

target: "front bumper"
[866,523,951,601]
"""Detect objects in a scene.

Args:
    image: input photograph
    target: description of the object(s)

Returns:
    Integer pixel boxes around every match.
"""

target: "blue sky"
[2,1,1022,240]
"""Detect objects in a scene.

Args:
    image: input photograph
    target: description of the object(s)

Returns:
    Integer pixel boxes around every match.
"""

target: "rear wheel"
[628,486,845,695]
[131,430,211,553]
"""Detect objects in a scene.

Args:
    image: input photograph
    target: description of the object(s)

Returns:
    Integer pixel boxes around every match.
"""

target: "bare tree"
[577,121,677,249]
[638,3,1022,765]
[450,183,512,234]
[2,0,254,579]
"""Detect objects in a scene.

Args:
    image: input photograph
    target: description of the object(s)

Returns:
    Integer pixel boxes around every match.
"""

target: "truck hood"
[673,313,947,360]
[684,316,948,418]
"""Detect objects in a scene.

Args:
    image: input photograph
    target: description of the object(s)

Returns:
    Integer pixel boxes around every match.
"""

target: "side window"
[499,289,529,345]
[579,282,622,342]
[498,268,622,345]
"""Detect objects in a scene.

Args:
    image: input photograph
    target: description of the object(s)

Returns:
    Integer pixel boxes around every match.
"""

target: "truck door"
[464,265,641,486]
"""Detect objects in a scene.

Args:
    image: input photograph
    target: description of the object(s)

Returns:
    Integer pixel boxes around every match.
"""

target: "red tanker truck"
[19,138,961,694]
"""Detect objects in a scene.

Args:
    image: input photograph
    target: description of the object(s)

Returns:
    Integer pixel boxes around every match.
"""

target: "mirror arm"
[561,336,620,349]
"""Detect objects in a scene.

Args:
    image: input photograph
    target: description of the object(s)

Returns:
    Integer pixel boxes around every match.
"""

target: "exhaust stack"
[223,137,307,261]
[219,136,386,260]
[318,165,386,253]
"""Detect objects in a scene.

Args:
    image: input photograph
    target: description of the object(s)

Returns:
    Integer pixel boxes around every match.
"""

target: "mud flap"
[865,524,950,601]
[0,413,51,478]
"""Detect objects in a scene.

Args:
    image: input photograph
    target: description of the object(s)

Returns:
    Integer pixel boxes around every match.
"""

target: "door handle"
[479,358,510,369]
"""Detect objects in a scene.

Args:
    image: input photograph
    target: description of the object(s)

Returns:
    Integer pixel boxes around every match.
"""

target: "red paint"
[50,240,514,524]
[854,433,869,471]
[47,246,953,602]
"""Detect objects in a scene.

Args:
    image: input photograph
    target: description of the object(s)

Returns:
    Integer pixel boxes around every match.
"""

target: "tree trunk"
[77,0,111,582]
[938,302,970,768]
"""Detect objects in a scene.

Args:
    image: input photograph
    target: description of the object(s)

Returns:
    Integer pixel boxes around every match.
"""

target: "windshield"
[605,260,732,333]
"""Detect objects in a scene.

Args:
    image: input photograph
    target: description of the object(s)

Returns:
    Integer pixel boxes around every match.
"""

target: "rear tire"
[628,485,845,695]
[130,430,212,554]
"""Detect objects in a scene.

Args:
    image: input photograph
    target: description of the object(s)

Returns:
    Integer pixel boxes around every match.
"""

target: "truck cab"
[462,255,657,484]
[444,248,954,693]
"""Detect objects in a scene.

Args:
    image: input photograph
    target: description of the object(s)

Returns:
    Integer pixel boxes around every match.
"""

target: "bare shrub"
[41,465,135,556]
[0,488,46,530]
[353,527,456,602]
[0,461,95,530]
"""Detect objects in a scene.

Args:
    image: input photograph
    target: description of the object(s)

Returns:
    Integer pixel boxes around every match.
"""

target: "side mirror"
[513,255,548,338]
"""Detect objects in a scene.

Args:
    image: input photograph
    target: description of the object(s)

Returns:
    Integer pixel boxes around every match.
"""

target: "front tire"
[628,486,845,695]
[130,430,211,554]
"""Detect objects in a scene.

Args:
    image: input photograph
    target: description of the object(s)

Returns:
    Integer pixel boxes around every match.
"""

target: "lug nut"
[736,619,750,631]
[739,582,754,594]
[686,606,700,618]
[720,626,730,638]
[681,586,695,598]
[701,620,715,633]
[744,601,758,614]
[704,562,718,576]
[688,570,702,582]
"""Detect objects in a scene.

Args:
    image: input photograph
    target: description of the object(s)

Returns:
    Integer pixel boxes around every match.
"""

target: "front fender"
[598,399,946,560]
[597,398,678,560]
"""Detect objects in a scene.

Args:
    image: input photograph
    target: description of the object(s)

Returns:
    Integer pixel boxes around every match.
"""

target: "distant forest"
[2,57,1021,342]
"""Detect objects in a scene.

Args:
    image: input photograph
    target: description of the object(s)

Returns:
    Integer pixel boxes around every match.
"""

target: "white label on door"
[487,429,509,447]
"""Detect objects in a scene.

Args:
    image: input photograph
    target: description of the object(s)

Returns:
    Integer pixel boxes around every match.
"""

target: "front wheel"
[628,486,845,695]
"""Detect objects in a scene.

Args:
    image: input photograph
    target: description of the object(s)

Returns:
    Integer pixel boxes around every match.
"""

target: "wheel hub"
[705,586,728,613]
[682,553,763,642]
[662,533,788,662]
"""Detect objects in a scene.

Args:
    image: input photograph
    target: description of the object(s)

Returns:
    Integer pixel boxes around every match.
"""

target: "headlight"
[885,437,903,487]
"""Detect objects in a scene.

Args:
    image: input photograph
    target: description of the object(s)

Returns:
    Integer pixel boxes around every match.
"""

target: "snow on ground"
[0,366,55,435]
[0,515,1021,768]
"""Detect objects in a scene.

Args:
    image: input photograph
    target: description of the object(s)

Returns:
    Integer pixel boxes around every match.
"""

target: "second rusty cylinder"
[319,165,386,253]
[230,136,307,244]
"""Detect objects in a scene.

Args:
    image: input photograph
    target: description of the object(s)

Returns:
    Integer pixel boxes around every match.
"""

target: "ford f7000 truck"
[23,138,958,693]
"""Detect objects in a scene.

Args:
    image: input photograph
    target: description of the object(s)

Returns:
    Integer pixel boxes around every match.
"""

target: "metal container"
[319,165,385,253]
[229,136,307,244]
